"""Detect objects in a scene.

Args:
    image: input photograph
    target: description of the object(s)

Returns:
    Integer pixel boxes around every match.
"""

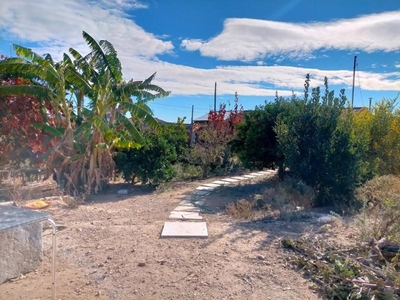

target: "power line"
[149,102,211,111]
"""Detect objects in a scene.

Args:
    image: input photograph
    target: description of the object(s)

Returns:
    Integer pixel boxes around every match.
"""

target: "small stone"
[76,228,82,232]
[138,262,146,267]
[158,259,166,265]
[95,290,102,296]
[257,255,266,261]
[98,263,104,268]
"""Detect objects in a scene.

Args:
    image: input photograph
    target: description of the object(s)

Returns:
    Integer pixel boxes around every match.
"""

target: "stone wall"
[0,222,42,284]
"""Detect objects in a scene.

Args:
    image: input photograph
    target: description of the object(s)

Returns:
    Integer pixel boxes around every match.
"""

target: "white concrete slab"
[231,176,249,180]
[196,186,215,191]
[249,173,263,176]
[179,200,195,206]
[203,183,221,188]
[161,222,208,238]
[173,206,201,212]
[117,189,128,195]
[243,175,256,178]
[192,190,211,196]
[212,180,232,185]
[222,178,239,182]
[169,212,203,220]
[195,200,205,206]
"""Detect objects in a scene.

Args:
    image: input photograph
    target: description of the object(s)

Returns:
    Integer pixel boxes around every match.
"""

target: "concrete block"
[196,186,215,191]
[161,222,208,238]
[0,223,42,283]
[117,189,128,195]
[212,180,232,185]
[173,206,201,212]
[169,212,202,220]
[221,178,239,182]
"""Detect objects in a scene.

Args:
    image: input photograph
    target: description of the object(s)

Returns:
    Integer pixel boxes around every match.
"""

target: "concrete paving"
[161,222,208,238]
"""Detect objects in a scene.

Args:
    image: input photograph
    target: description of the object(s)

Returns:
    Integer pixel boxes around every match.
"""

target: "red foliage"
[0,56,56,167]
[207,91,244,134]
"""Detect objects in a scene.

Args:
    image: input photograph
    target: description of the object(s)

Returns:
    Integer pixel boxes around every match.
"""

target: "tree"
[0,55,56,169]
[0,32,170,196]
[276,76,362,206]
[114,119,188,186]
[191,93,243,178]
[232,95,292,179]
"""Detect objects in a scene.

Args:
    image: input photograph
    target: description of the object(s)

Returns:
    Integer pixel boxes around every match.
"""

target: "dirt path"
[0,176,321,300]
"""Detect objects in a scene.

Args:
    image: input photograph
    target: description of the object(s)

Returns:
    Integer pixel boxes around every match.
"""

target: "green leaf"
[32,123,63,137]
[96,143,108,149]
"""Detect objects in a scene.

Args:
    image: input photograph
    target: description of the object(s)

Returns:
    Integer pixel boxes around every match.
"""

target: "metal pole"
[214,82,217,111]
[369,97,372,111]
[47,218,57,300]
[351,55,357,107]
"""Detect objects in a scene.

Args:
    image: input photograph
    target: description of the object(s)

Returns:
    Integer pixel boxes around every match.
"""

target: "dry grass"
[263,178,314,220]
[226,177,314,220]
[356,175,400,243]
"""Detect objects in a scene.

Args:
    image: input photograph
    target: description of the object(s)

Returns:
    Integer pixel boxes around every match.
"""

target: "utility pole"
[191,105,194,124]
[214,82,217,111]
[190,105,194,146]
[351,55,357,107]
[369,97,372,111]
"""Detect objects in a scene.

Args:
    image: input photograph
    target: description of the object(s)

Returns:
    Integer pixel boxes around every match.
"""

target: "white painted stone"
[196,186,215,191]
[117,189,128,195]
[173,206,201,212]
[161,222,208,238]
[249,173,263,176]
[169,212,202,220]
[0,223,42,284]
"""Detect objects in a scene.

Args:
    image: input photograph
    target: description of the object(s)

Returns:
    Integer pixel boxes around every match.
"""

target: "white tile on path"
[117,189,128,195]
[169,212,203,220]
[173,206,201,212]
[161,222,208,238]
[249,173,263,176]
[195,200,205,206]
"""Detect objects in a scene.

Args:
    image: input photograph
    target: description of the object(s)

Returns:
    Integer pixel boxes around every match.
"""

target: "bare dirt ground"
[0,174,355,300]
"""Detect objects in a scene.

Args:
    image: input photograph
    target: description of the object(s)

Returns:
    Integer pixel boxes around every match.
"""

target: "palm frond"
[0,60,59,85]
[82,31,122,81]
[0,84,54,100]
[120,101,161,131]
[43,53,54,65]
[116,110,145,144]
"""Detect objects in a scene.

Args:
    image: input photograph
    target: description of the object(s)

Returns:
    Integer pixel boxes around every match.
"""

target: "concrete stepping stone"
[212,180,232,185]
[203,183,221,188]
[161,222,208,238]
[173,206,201,212]
[243,175,256,178]
[169,212,202,220]
[249,172,263,176]
[179,200,195,206]
[194,200,205,206]
[221,178,239,182]
[196,186,215,191]
[117,189,128,195]
[192,190,211,196]
[231,176,249,180]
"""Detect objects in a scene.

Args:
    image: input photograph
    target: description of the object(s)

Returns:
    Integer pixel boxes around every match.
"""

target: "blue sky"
[1,0,400,122]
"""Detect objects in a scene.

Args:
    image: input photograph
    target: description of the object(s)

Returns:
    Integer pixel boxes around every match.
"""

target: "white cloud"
[120,56,400,97]
[0,2,399,98]
[181,11,400,61]
[0,0,173,59]
[396,64,400,68]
